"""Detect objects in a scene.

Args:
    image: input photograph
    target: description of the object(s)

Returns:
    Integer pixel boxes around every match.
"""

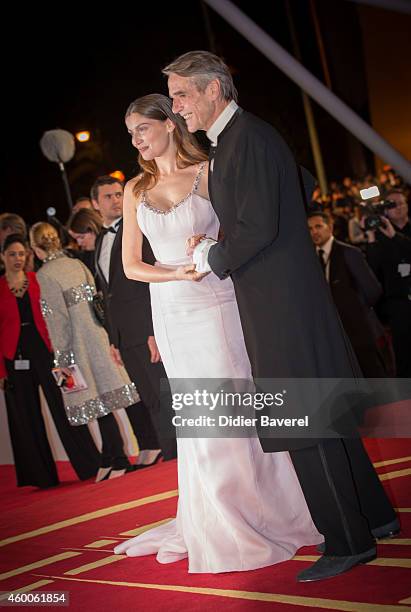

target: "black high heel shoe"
[136,451,163,469]
[95,467,112,483]
[108,465,138,479]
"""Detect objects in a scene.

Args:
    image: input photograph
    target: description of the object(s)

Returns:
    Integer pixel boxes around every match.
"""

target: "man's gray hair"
[163,50,238,102]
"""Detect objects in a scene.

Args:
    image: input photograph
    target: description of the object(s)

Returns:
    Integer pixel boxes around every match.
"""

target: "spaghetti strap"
[141,163,206,216]
[192,162,206,193]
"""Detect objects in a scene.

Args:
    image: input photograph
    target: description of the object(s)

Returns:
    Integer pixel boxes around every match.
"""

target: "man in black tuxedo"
[92,176,176,463]
[165,51,398,582]
[307,211,386,378]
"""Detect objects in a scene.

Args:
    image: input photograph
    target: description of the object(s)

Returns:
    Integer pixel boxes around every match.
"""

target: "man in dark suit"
[365,192,411,377]
[307,211,387,378]
[165,51,398,581]
[92,176,176,463]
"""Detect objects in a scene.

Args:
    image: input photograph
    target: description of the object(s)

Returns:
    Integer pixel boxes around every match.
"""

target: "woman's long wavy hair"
[125,94,207,199]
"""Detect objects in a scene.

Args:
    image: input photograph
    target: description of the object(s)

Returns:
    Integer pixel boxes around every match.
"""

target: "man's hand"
[175,264,210,282]
[147,336,161,363]
[110,344,124,366]
[186,234,206,257]
[360,217,376,243]
[379,216,396,239]
[0,378,6,391]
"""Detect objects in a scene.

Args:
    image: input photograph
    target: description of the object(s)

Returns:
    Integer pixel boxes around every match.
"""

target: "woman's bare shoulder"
[124,174,141,192]
[124,175,144,206]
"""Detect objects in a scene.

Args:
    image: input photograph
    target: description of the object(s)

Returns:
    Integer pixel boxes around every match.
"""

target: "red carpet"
[0,439,410,611]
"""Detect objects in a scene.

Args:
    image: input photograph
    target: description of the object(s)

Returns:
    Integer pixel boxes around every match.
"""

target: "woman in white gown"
[114,94,322,573]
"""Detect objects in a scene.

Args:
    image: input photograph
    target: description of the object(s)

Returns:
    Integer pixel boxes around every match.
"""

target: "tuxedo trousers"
[289,437,396,555]
[385,299,411,377]
[121,342,177,461]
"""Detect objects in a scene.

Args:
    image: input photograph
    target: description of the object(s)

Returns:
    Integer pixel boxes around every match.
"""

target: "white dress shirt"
[99,217,121,283]
[193,100,239,273]
[316,236,334,283]
[206,99,239,147]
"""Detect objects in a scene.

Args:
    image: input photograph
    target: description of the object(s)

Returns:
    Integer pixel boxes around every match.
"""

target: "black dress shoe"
[371,518,400,539]
[317,517,401,553]
[297,547,377,582]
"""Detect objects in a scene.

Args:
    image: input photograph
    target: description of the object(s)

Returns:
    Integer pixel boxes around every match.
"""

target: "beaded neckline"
[43,250,66,263]
[142,162,206,215]
[7,275,28,297]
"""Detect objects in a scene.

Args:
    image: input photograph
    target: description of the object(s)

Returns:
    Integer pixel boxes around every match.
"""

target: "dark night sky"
[3,1,366,224]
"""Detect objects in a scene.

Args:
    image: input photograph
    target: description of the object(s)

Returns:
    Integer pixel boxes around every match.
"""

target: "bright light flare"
[110,170,125,182]
[75,131,90,142]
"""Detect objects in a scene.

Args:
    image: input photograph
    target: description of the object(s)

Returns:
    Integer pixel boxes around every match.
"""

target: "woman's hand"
[147,336,161,363]
[110,344,124,367]
[175,264,210,282]
[186,234,206,257]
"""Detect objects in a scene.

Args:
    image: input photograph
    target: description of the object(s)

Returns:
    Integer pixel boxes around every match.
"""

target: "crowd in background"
[309,166,410,244]
[0,163,410,489]
[0,175,177,490]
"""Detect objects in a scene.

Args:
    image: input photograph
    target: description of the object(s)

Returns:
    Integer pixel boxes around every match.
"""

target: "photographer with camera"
[363,188,411,377]
[383,189,411,238]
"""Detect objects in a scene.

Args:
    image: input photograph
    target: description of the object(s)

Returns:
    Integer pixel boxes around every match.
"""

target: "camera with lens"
[359,186,397,231]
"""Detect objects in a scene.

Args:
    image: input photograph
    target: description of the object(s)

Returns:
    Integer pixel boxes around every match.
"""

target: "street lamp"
[75,131,91,143]
[110,170,125,182]
[40,129,75,212]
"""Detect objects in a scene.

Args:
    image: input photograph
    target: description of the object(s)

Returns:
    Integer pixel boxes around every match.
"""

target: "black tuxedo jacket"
[207,109,364,451]
[328,240,382,349]
[95,219,154,348]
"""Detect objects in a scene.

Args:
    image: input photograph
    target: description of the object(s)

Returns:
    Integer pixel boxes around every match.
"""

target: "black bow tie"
[102,226,117,235]
[209,144,217,159]
[102,219,121,235]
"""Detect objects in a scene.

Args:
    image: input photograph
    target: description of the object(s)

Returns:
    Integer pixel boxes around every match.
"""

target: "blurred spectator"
[331,202,349,242]
[67,208,103,275]
[308,212,387,378]
[342,176,360,200]
[383,189,410,238]
[0,213,34,274]
[30,222,141,481]
[0,213,27,246]
[348,206,367,247]
[0,234,101,488]
[46,214,76,251]
[72,197,93,214]
[365,214,411,377]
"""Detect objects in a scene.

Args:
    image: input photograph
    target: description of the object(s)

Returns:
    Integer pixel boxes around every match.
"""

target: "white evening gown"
[114,163,322,573]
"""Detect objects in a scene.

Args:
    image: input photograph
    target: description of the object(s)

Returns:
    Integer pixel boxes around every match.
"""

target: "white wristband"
[192,238,217,273]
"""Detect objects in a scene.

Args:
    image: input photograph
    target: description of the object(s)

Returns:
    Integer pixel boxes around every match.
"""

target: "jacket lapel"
[108,220,123,289]
[329,240,342,285]
[95,232,109,291]
[208,107,243,195]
